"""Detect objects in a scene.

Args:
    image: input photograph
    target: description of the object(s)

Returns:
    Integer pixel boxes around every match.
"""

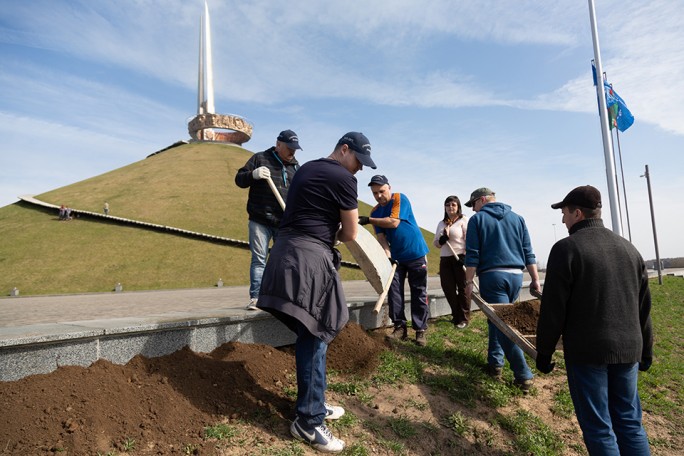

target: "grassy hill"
[0,143,440,296]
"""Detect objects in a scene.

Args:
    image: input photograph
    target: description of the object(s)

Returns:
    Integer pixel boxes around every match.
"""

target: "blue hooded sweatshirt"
[464,202,536,274]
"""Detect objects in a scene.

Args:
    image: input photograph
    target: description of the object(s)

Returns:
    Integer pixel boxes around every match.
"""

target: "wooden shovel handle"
[373,262,397,314]
[265,176,286,210]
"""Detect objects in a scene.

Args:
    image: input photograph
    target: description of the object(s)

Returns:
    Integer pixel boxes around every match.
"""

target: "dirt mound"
[0,322,387,455]
[495,299,540,334]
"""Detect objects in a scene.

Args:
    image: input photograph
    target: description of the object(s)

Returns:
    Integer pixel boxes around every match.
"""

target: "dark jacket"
[234,147,299,227]
[536,218,653,366]
[257,229,348,344]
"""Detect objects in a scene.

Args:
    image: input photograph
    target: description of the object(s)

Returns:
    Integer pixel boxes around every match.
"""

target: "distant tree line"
[646,257,684,269]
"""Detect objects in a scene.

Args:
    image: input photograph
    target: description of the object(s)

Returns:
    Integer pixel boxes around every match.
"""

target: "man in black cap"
[235,130,301,310]
[463,187,541,393]
[257,132,375,453]
[536,185,652,455]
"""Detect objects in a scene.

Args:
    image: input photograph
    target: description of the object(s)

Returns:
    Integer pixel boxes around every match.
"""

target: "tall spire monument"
[188,1,252,145]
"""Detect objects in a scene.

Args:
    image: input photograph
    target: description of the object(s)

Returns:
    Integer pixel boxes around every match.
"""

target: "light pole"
[640,164,662,285]
[552,223,557,242]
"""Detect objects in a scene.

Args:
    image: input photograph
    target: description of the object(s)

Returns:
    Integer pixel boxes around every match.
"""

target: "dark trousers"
[388,256,429,331]
[439,255,469,324]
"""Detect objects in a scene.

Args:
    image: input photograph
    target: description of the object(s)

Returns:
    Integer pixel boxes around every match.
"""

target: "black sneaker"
[415,330,427,347]
[290,417,345,453]
[514,378,533,394]
[386,326,408,341]
[486,364,503,379]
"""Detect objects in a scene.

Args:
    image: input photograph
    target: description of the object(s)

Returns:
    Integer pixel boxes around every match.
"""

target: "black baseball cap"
[277,129,302,150]
[551,185,602,209]
[337,132,376,169]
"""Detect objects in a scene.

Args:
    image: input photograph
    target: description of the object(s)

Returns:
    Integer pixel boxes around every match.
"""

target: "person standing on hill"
[433,195,469,328]
[463,187,541,393]
[360,175,430,347]
[257,132,376,453]
[536,185,653,455]
[103,201,109,215]
[235,130,301,310]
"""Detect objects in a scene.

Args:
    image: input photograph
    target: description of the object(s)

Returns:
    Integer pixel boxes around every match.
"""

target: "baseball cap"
[368,175,389,186]
[551,185,602,209]
[464,187,495,207]
[277,129,302,150]
[337,132,377,169]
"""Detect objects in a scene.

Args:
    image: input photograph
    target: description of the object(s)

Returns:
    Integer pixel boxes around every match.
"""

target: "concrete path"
[0,279,427,330]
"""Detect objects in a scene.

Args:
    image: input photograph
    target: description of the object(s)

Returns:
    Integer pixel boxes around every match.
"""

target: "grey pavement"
[0,279,439,329]
[0,277,451,381]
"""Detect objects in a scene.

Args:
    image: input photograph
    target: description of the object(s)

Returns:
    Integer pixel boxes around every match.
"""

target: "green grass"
[319,276,683,454]
[0,142,442,296]
[637,276,684,421]
[204,423,238,440]
[496,409,565,455]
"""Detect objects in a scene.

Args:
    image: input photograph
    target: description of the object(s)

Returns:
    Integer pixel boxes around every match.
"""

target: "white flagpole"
[587,0,623,236]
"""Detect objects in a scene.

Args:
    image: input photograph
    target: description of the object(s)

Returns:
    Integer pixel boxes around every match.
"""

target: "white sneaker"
[325,402,345,420]
[246,298,258,311]
[290,417,345,453]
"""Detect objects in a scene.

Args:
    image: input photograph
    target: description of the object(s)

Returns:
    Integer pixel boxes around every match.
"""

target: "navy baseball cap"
[368,175,389,186]
[277,129,302,150]
[337,132,376,169]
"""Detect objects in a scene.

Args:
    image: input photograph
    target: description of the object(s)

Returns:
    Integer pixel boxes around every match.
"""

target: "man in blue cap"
[235,130,301,310]
[257,132,376,453]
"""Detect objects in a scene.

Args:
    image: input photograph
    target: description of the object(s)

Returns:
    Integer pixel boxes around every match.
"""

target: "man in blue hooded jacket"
[463,187,541,393]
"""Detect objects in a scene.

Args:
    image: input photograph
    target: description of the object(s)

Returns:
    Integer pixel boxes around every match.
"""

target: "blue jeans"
[566,362,650,456]
[248,220,278,299]
[295,321,328,428]
[387,256,429,331]
[479,270,533,382]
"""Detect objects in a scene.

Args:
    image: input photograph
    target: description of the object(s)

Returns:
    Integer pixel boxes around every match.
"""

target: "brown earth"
[0,318,678,455]
[495,299,540,335]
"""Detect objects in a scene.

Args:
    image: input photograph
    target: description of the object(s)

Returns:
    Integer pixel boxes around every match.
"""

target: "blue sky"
[1,0,683,266]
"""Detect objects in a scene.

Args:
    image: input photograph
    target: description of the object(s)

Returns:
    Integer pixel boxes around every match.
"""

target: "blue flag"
[591,62,634,132]
[604,83,634,132]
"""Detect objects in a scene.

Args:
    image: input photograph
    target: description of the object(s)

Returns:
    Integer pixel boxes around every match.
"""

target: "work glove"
[639,357,652,372]
[438,233,449,245]
[535,352,555,374]
[252,166,271,180]
[358,216,370,225]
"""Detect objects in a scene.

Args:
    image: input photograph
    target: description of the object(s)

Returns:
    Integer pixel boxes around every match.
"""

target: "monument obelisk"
[188,1,252,145]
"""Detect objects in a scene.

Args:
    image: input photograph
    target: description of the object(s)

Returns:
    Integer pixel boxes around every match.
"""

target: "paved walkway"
[0,277,442,332]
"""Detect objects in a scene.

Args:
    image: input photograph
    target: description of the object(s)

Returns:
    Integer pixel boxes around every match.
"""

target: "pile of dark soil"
[495,299,541,335]
[0,322,388,455]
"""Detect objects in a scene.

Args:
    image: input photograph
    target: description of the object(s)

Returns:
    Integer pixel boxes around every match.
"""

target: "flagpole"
[587,0,623,236]
[614,127,632,241]
[641,165,662,285]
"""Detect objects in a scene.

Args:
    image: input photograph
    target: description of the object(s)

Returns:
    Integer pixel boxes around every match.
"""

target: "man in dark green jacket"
[536,185,653,455]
